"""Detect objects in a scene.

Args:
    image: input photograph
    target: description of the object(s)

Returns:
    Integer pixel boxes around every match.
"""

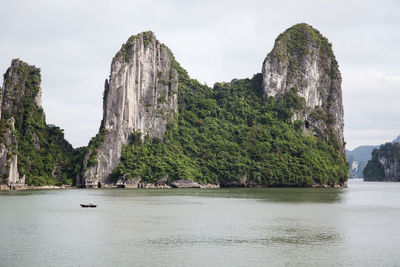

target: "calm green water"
[1,179,400,266]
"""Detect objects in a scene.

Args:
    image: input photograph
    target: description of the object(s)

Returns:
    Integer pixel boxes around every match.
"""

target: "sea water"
[1,179,399,266]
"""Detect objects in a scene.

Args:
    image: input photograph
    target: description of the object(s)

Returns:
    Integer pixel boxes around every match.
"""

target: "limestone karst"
[0,59,74,188]
[78,24,348,188]
[262,23,344,151]
[0,23,349,189]
[77,32,178,187]
[364,142,400,181]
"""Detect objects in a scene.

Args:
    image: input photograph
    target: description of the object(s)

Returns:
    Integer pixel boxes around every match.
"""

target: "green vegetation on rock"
[114,31,156,62]
[85,128,106,168]
[115,58,348,187]
[364,143,400,181]
[2,24,349,188]
[0,60,80,186]
[269,23,339,84]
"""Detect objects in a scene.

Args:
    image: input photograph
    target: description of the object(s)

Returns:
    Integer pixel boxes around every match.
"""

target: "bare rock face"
[0,118,23,186]
[379,156,400,181]
[262,23,344,150]
[170,180,201,188]
[78,31,178,187]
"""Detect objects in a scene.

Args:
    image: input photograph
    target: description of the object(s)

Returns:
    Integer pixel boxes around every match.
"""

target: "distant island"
[0,23,348,190]
[363,142,400,182]
[346,135,400,179]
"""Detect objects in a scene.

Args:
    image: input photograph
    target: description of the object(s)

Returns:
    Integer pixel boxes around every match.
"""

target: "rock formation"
[78,31,178,188]
[364,143,400,181]
[262,23,344,150]
[0,117,24,186]
[78,24,348,188]
[0,59,41,187]
[0,24,349,189]
[0,59,73,189]
[346,135,400,178]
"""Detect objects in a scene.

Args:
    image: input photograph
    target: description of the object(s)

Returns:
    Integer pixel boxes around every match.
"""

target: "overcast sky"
[1,0,399,150]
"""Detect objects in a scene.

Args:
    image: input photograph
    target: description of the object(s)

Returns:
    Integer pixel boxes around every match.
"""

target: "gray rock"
[170,180,201,188]
[0,119,21,186]
[379,154,400,180]
[262,23,344,150]
[78,32,178,187]
[0,59,47,187]
[0,59,42,118]
[156,174,168,186]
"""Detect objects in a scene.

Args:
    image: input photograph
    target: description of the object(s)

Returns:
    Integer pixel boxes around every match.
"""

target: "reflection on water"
[1,179,400,266]
[145,228,340,247]
[83,186,345,203]
[0,185,345,203]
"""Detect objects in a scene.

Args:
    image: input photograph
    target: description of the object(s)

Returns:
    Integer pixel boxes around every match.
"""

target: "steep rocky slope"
[364,142,400,181]
[0,117,22,187]
[0,59,75,188]
[77,32,178,187]
[262,23,344,151]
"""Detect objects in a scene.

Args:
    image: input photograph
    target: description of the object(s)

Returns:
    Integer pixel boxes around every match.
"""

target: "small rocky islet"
[363,142,400,181]
[0,23,349,190]
[346,135,400,181]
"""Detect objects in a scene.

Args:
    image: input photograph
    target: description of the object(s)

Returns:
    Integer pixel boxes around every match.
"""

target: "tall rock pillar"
[78,32,178,187]
[262,23,344,151]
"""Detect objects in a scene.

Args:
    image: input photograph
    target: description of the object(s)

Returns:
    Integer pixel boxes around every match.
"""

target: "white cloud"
[343,69,400,149]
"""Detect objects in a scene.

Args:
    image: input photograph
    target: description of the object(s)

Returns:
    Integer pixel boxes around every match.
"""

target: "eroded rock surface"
[0,59,41,186]
[0,59,72,189]
[0,118,23,186]
[262,23,344,150]
[78,32,178,187]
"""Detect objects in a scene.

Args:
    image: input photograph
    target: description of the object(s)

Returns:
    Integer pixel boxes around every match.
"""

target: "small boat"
[80,202,97,208]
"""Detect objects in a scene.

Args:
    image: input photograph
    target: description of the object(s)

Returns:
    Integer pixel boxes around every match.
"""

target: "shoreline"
[0,184,76,191]
[0,181,348,191]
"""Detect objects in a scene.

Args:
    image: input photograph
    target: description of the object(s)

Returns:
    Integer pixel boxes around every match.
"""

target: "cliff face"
[364,143,400,181]
[78,32,178,187]
[262,23,344,150]
[0,60,42,118]
[0,59,74,188]
[0,117,23,186]
[0,59,42,186]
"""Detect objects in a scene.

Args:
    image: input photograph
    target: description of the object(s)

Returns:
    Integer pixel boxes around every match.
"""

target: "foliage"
[85,128,106,168]
[364,143,400,181]
[114,31,155,62]
[116,59,348,186]
[0,60,79,186]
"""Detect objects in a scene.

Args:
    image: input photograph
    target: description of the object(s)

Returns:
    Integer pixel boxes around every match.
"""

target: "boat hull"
[80,204,97,208]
